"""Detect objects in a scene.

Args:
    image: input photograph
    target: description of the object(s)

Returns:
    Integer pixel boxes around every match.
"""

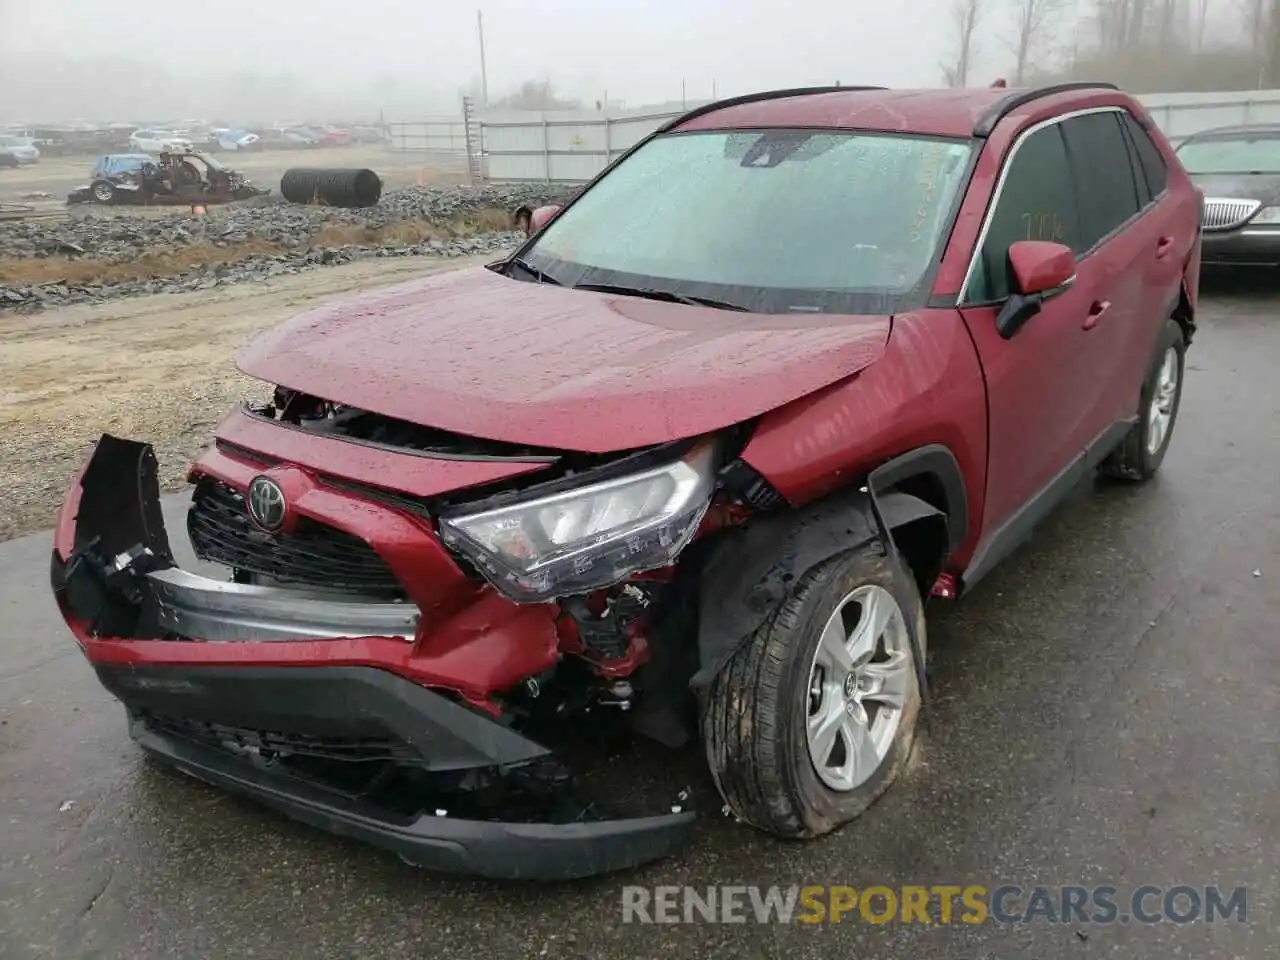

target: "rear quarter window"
[1121,112,1169,198]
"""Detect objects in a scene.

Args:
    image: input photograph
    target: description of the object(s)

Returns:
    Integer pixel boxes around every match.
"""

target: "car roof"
[672,84,1125,139]
[674,87,1019,138]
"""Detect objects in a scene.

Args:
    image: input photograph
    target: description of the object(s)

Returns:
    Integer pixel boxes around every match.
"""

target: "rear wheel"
[1100,317,1185,481]
[703,544,924,838]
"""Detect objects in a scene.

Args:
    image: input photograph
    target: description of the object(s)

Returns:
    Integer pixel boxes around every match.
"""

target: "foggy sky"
[0,0,963,122]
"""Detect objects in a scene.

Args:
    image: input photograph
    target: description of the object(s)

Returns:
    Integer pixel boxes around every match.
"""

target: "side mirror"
[527,204,562,235]
[995,240,1076,339]
[512,203,562,237]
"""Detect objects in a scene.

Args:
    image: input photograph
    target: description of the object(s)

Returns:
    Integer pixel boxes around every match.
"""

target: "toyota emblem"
[246,476,287,531]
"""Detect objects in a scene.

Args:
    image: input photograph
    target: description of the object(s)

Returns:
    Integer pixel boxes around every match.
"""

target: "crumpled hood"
[236,266,890,453]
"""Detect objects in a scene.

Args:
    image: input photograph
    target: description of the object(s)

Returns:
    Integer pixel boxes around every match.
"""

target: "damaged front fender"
[691,487,943,691]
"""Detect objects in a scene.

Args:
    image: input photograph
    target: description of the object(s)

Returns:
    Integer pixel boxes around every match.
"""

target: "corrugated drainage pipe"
[280,168,383,207]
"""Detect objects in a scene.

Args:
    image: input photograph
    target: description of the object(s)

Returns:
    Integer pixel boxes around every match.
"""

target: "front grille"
[187,477,404,597]
[1201,197,1262,232]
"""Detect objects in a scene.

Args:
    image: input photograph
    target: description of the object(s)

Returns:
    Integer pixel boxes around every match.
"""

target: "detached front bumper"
[51,434,695,880]
[96,663,693,880]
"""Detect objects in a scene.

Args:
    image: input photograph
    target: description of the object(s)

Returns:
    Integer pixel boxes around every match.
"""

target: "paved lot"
[1,277,1277,959]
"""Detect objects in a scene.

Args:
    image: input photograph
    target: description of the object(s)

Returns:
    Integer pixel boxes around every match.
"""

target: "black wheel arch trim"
[690,486,941,692]
[865,443,969,556]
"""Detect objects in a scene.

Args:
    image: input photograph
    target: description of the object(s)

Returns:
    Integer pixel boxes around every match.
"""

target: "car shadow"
[1198,264,1280,301]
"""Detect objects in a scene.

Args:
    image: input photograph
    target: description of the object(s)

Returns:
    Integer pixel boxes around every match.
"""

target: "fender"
[690,487,943,691]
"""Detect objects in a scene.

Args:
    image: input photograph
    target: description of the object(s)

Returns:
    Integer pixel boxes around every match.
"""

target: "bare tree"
[1264,0,1280,85]
[1194,0,1212,50]
[1008,0,1067,83]
[1239,0,1269,60]
[941,0,985,86]
[491,80,582,111]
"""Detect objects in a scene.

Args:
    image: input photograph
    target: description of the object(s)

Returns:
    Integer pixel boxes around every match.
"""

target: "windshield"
[1176,135,1280,174]
[519,129,974,314]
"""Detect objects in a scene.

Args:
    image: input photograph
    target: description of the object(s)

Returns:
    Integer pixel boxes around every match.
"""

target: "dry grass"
[311,208,514,247]
[0,254,497,541]
[0,208,516,288]
[0,239,287,287]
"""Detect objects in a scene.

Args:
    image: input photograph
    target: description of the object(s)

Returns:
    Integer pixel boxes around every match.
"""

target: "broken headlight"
[439,444,716,603]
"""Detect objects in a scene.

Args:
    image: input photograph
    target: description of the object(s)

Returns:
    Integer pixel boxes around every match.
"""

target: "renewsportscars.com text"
[621,884,1248,925]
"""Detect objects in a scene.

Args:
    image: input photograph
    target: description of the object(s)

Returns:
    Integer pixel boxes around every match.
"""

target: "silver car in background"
[0,135,41,165]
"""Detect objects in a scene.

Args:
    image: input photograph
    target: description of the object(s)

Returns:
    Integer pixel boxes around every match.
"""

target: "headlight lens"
[439,444,717,603]
[1252,205,1280,224]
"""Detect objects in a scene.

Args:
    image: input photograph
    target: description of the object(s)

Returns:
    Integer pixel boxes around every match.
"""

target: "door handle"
[1082,299,1111,330]
[1155,236,1174,259]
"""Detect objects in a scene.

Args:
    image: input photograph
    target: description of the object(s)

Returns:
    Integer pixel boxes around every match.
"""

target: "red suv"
[52,83,1200,880]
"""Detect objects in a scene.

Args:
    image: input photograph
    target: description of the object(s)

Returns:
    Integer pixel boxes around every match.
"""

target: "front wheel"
[703,544,924,839]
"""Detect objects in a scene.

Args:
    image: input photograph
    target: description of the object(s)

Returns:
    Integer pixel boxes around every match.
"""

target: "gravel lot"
[0,254,501,541]
[0,182,571,310]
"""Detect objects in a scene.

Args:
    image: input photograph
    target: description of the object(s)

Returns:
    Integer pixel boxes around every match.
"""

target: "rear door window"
[1061,111,1142,250]
[965,122,1081,304]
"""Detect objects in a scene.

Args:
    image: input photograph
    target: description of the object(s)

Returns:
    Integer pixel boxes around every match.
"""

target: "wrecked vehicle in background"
[52,83,1199,880]
[67,151,268,206]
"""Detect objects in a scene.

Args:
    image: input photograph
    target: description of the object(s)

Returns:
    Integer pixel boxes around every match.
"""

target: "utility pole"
[477,10,489,106]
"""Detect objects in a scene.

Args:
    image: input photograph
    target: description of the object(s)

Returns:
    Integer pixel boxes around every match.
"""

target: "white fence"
[386,117,474,176]
[469,90,1280,183]
[1137,90,1280,143]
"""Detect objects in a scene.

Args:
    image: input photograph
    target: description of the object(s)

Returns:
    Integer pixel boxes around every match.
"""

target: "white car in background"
[128,129,193,153]
[0,135,41,164]
[212,129,260,151]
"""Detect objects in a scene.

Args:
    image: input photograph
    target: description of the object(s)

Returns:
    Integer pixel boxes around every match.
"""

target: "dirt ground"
[0,253,492,541]
[0,145,467,202]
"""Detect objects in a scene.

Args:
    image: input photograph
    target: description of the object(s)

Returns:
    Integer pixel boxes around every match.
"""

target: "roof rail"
[657,86,889,134]
[972,81,1121,137]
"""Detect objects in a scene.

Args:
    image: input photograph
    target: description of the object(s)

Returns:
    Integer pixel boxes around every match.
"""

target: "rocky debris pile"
[0,183,574,311]
[0,234,526,311]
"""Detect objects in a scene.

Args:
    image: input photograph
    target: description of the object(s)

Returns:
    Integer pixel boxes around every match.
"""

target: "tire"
[1100,317,1186,482]
[91,180,117,205]
[703,543,925,839]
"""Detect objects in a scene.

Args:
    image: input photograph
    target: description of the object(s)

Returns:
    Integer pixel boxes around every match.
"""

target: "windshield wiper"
[571,282,749,311]
[505,256,561,285]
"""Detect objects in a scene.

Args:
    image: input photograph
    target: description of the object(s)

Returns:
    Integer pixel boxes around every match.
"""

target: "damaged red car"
[52,82,1201,880]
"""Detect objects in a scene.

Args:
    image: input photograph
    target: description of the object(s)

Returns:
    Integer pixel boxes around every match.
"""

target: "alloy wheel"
[805,584,912,793]
[1147,345,1180,456]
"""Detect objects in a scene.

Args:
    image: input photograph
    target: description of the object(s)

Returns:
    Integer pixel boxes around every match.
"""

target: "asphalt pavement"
[1,278,1278,960]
